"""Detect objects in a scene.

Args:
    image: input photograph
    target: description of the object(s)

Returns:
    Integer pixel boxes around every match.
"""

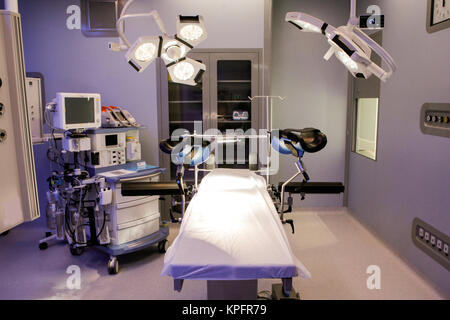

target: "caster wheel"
[107,258,119,275]
[1,230,9,236]
[69,245,85,256]
[45,232,52,238]
[158,240,167,253]
[39,242,48,250]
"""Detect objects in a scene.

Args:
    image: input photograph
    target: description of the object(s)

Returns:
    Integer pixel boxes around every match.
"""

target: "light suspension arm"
[348,0,359,26]
[286,0,397,82]
[116,0,168,49]
[352,27,397,81]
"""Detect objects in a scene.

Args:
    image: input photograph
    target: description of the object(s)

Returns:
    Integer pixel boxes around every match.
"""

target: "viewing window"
[354,98,379,160]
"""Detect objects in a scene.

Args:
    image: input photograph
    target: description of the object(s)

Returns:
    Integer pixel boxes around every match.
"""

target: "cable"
[95,208,107,240]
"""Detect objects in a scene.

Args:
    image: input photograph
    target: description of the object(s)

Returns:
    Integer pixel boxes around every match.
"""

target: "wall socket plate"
[412,218,449,271]
[420,103,450,138]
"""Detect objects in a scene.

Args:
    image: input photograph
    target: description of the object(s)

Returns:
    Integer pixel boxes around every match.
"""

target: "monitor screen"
[65,97,95,125]
[105,134,118,147]
[88,1,117,30]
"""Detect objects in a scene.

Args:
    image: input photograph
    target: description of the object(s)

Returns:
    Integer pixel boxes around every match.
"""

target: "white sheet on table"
[161,169,311,280]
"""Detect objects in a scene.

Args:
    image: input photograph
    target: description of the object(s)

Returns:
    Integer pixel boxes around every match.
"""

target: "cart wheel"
[158,240,167,253]
[45,232,52,238]
[108,257,119,275]
[39,242,48,250]
[1,230,9,236]
[69,244,85,256]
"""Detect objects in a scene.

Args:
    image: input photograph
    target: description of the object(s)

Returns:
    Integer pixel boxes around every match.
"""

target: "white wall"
[348,0,450,295]
[271,0,349,207]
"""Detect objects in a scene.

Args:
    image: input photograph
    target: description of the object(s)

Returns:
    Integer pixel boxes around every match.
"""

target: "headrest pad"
[159,137,211,166]
[280,128,327,153]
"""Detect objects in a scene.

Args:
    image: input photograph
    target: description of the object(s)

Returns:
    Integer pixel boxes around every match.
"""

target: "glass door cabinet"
[159,50,261,181]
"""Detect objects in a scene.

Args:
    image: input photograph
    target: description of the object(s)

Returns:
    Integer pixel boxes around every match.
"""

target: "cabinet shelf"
[218,100,251,103]
[169,120,202,124]
[217,80,251,83]
[218,120,251,123]
[169,101,202,104]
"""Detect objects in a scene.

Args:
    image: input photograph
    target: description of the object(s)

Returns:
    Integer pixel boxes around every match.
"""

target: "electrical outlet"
[436,239,443,251]
[418,227,424,238]
[412,218,449,271]
[430,235,436,246]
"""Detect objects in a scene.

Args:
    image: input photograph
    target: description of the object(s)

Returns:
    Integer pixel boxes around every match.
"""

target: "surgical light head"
[285,0,397,82]
[167,58,205,86]
[109,1,207,86]
[285,12,328,35]
[176,15,207,46]
[125,36,160,72]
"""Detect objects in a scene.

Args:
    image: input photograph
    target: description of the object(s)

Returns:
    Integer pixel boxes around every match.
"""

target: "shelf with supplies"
[218,120,252,124]
[85,126,147,134]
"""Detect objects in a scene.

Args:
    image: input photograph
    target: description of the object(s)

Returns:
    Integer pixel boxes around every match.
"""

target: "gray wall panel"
[271,0,349,207]
[348,0,450,295]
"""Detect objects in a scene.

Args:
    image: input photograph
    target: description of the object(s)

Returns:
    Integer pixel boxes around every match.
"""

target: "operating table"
[120,128,345,298]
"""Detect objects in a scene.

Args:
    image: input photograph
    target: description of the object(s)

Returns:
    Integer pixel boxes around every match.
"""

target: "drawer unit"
[113,212,160,246]
[107,170,163,246]
[116,196,159,225]
[113,172,161,204]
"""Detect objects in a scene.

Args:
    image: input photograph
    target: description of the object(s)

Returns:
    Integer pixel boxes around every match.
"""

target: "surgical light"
[125,36,160,72]
[166,44,184,61]
[167,57,205,86]
[135,43,156,62]
[109,0,207,86]
[173,61,195,81]
[180,24,204,41]
[335,50,358,72]
[176,15,207,46]
[285,0,397,82]
[286,12,326,34]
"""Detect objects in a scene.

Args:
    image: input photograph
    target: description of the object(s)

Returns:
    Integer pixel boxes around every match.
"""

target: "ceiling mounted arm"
[348,0,359,26]
[285,0,397,82]
[108,0,208,86]
[115,0,168,49]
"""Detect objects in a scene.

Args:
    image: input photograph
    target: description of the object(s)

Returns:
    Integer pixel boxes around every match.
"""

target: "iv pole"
[248,95,285,187]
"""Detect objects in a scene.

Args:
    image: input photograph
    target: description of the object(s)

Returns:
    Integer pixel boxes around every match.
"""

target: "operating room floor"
[0,208,445,300]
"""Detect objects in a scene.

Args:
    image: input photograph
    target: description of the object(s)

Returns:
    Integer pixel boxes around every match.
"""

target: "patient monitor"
[51,93,101,130]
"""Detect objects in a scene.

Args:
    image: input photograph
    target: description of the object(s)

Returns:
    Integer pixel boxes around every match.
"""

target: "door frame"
[343,31,383,206]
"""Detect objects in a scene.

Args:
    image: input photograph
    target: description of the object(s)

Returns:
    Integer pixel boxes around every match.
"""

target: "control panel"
[420,103,450,138]
[25,77,44,143]
[412,218,449,271]
[88,148,126,169]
